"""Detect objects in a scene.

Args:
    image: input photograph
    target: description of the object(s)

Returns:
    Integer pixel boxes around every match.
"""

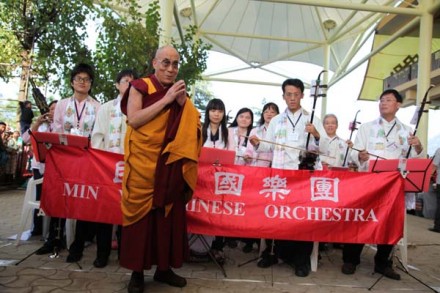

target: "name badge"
[291,132,299,142]
[374,142,385,150]
[70,128,83,136]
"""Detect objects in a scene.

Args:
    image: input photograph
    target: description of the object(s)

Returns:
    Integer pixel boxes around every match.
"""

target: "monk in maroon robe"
[120,45,202,293]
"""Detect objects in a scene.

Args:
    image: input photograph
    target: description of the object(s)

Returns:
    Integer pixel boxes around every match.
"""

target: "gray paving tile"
[1,188,440,292]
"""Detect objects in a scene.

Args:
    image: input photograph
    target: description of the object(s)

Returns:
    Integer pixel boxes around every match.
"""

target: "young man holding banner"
[249,78,323,277]
[36,63,100,257]
[342,89,423,280]
[119,45,202,292]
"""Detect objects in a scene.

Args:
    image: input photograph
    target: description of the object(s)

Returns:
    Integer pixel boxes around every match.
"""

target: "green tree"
[193,80,215,114]
[0,17,21,80]
[0,0,96,102]
[0,0,211,106]
[92,0,160,101]
[174,25,211,88]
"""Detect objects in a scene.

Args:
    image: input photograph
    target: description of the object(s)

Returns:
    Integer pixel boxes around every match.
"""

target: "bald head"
[153,45,180,85]
[155,45,179,58]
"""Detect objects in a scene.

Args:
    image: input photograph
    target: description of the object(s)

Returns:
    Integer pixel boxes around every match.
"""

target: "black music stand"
[367,158,434,291]
[188,234,227,277]
[369,158,433,193]
[29,130,90,163]
[190,147,236,278]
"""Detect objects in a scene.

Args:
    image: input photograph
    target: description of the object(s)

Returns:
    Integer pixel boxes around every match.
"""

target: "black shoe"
[257,255,278,268]
[341,263,356,275]
[154,269,187,287]
[374,266,401,280]
[242,243,253,253]
[428,227,440,233]
[93,257,108,268]
[127,271,144,293]
[295,264,310,277]
[35,243,54,255]
[66,253,82,263]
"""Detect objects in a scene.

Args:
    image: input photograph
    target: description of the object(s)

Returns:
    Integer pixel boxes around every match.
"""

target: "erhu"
[405,84,434,159]
[298,70,327,170]
[342,110,360,167]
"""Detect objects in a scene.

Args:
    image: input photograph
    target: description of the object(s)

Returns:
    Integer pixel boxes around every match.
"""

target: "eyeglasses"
[284,92,302,98]
[157,58,180,70]
[73,77,92,84]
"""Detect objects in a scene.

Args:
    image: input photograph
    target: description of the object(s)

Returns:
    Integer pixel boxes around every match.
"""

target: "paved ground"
[1,187,440,293]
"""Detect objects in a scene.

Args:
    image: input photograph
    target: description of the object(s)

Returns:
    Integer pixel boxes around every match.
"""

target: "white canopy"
[105,0,434,90]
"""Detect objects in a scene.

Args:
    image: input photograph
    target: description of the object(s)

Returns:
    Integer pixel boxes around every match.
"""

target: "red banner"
[42,145,405,244]
[41,145,124,225]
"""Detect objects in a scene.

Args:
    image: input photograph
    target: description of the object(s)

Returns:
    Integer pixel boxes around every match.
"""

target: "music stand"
[188,234,227,277]
[368,158,433,193]
[29,130,90,163]
[199,147,236,166]
[367,158,434,291]
[191,147,236,277]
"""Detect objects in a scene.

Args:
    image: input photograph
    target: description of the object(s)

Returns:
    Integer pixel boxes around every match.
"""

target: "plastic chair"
[15,177,49,246]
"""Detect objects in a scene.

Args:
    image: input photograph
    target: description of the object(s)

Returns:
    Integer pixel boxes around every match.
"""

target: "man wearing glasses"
[249,78,323,278]
[341,89,423,280]
[53,63,100,136]
[119,45,202,292]
[46,63,100,261]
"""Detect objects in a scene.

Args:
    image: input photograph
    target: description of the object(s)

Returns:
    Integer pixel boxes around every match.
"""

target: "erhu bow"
[298,70,327,170]
[406,84,435,158]
[342,110,360,166]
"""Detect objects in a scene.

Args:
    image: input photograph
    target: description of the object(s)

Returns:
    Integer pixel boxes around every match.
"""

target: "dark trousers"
[260,240,314,266]
[211,236,225,251]
[277,240,313,267]
[69,220,112,259]
[343,243,394,269]
[260,239,275,257]
[434,187,440,230]
[46,217,66,248]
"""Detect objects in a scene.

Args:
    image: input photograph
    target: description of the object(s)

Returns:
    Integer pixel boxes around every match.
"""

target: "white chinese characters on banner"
[259,175,291,201]
[310,177,339,203]
[214,172,244,196]
[113,161,125,183]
